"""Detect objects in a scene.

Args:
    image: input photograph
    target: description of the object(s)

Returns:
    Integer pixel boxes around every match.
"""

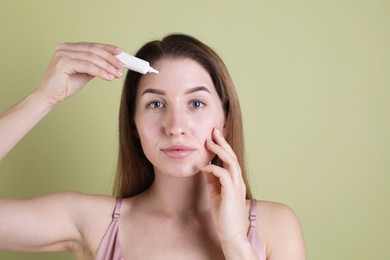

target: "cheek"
[135,113,155,135]
[197,120,224,143]
[136,127,147,150]
[199,111,225,139]
[135,118,154,148]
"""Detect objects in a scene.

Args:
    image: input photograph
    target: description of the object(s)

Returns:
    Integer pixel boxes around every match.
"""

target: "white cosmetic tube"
[116,51,159,74]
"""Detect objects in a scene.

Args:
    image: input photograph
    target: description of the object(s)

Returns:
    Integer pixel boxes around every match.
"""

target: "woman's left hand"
[200,128,248,245]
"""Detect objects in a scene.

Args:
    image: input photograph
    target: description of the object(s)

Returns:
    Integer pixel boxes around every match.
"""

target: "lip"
[161,145,196,159]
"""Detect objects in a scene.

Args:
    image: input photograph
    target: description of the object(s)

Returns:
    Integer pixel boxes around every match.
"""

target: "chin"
[175,168,201,178]
[159,164,202,178]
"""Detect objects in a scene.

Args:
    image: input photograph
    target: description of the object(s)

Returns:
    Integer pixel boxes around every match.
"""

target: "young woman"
[0,34,305,259]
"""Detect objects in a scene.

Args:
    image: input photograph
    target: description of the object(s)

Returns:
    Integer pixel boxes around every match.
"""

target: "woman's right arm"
[0,42,123,254]
[0,192,115,255]
[0,42,123,161]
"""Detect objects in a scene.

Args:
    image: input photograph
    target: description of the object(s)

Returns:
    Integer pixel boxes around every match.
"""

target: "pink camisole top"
[96,199,266,260]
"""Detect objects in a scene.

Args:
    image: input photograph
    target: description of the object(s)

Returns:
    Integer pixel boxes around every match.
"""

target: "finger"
[57,50,122,78]
[200,164,233,193]
[201,170,222,199]
[212,128,237,160]
[67,58,117,81]
[56,42,123,69]
[205,138,241,182]
[56,42,121,54]
[201,164,246,202]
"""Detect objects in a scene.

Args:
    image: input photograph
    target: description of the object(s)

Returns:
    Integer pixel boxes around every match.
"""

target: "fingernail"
[205,138,214,145]
[214,128,222,136]
[117,60,125,68]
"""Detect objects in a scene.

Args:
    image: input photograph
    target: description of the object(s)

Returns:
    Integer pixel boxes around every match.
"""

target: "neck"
[144,172,210,219]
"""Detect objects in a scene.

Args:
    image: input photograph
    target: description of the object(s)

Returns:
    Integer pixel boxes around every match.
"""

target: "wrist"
[30,90,59,110]
[220,235,258,259]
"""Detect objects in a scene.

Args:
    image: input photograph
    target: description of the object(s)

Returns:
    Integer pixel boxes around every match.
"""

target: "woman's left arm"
[200,128,306,260]
[200,128,259,259]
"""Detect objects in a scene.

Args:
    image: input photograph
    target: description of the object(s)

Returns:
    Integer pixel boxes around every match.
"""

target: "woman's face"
[134,58,225,178]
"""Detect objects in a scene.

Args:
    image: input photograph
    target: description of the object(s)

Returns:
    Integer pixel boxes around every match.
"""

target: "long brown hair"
[114,34,252,199]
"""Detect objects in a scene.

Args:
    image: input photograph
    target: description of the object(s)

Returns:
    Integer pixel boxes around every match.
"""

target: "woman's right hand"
[35,42,124,107]
[0,42,124,161]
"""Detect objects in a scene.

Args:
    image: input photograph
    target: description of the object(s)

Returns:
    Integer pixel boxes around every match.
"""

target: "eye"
[190,100,205,109]
[147,100,165,109]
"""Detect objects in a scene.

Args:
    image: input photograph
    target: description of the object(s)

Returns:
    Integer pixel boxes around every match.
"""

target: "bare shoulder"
[255,200,306,260]
[0,191,116,256]
[38,192,117,255]
[255,200,300,227]
[54,192,117,255]
[59,191,116,214]
[1,191,116,222]
[37,192,117,232]
[31,191,116,218]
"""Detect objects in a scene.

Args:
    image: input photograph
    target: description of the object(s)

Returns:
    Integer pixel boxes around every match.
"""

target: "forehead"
[137,58,215,94]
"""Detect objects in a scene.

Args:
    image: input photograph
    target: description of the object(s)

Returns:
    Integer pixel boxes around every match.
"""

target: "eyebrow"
[141,88,165,96]
[141,86,211,96]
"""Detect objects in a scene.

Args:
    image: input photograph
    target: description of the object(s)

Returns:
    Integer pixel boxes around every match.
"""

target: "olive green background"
[0,0,389,259]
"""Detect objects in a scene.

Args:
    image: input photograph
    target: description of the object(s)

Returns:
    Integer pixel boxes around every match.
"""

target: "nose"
[164,108,187,136]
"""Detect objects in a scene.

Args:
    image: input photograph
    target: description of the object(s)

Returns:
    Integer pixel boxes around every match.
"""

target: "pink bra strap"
[112,198,122,220]
[249,199,257,227]
[96,198,124,260]
[247,199,266,260]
